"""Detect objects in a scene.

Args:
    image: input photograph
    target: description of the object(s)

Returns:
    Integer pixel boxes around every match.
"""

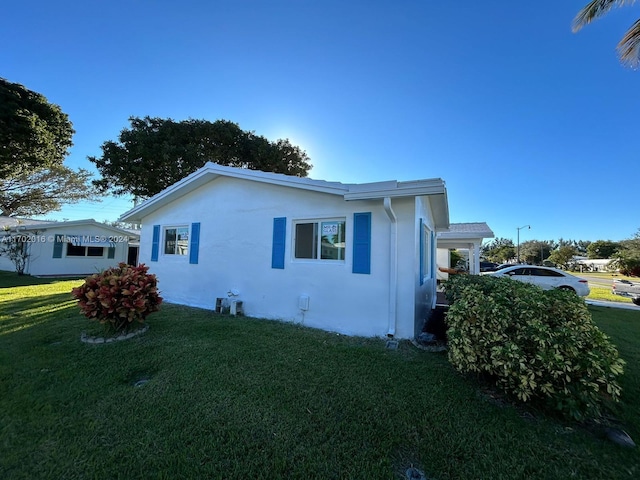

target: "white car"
[489,265,590,297]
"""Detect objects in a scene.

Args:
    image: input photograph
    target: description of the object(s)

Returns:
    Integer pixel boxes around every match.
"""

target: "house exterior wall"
[139,176,439,339]
[412,196,437,337]
[3,224,132,276]
[0,253,13,272]
[388,198,418,339]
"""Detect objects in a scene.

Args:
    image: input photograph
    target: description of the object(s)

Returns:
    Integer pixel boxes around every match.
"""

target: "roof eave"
[13,219,139,238]
[344,183,445,201]
[120,163,349,222]
[431,191,450,230]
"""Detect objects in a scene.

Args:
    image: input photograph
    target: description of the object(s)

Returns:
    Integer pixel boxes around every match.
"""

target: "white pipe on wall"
[383,197,398,337]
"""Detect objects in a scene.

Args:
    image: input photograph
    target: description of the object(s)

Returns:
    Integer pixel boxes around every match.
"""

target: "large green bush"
[443,275,625,420]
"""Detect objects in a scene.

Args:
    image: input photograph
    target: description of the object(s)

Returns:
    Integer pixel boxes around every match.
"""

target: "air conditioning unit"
[230,300,243,316]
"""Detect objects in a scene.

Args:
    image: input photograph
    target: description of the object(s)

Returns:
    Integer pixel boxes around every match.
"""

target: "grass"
[588,285,635,304]
[1,272,640,479]
[574,271,637,305]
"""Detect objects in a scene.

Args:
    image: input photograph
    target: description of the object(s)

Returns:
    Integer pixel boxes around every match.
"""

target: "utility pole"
[517,225,531,263]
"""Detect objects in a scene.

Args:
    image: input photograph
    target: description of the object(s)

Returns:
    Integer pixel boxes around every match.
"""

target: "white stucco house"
[0,218,139,276]
[120,162,451,339]
[572,256,614,272]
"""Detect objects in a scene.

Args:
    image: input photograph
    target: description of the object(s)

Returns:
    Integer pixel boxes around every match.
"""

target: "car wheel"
[558,286,575,293]
[632,297,640,306]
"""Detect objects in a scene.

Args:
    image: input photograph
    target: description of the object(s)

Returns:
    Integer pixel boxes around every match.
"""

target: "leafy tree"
[481,237,515,263]
[0,166,97,217]
[0,234,29,275]
[0,78,74,180]
[557,238,591,256]
[587,240,620,259]
[450,249,465,269]
[548,245,578,269]
[612,229,640,276]
[519,240,554,265]
[573,1,640,67]
[575,239,592,256]
[102,220,139,230]
[89,117,312,198]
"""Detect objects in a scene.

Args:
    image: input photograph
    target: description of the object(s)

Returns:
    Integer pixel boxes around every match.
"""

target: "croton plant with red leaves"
[72,263,162,332]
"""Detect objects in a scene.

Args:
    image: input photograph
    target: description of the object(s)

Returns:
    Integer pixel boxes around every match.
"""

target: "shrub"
[443,275,625,420]
[72,263,162,333]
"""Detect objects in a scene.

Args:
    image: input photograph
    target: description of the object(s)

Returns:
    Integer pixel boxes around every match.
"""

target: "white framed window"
[164,226,189,256]
[419,219,432,285]
[423,223,431,281]
[294,218,346,261]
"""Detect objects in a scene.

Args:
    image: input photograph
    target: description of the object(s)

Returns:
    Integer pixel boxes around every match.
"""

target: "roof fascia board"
[344,183,445,201]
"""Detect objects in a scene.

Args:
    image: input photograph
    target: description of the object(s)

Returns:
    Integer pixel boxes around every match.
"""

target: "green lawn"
[588,285,635,304]
[1,272,639,479]
[577,271,636,304]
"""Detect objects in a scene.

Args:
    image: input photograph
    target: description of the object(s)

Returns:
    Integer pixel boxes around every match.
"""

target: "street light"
[516,224,530,263]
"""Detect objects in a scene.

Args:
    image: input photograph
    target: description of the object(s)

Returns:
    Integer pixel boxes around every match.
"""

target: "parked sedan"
[480,261,499,272]
[489,265,590,296]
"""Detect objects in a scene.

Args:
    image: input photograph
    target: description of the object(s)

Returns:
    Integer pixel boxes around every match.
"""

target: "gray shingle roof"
[438,222,494,240]
[0,216,54,229]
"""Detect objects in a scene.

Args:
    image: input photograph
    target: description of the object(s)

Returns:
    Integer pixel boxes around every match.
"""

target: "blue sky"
[2,1,639,243]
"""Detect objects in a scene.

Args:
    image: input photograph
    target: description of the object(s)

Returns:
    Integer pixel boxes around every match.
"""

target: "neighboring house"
[120,162,450,339]
[572,256,614,272]
[436,222,495,280]
[0,218,139,276]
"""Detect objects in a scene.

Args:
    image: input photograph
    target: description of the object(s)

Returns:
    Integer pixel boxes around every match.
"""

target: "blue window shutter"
[419,218,424,285]
[352,212,371,274]
[272,217,286,269]
[189,222,201,264]
[431,230,437,279]
[151,225,160,262]
[107,246,116,259]
[52,235,63,258]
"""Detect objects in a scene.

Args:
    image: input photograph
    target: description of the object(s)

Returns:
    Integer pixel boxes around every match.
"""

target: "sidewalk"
[585,299,640,311]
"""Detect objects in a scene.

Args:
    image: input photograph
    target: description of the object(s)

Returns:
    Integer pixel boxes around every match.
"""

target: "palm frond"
[618,19,640,67]
[572,0,632,32]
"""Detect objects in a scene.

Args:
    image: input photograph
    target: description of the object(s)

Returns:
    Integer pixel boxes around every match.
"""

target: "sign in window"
[294,220,345,261]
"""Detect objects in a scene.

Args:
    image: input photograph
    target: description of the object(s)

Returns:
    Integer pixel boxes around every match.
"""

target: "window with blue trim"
[294,218,346,261]
[164,226,189,256]
[421,221,431,284]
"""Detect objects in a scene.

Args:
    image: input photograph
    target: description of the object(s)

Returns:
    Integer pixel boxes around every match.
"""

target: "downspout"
[383,197,398,337]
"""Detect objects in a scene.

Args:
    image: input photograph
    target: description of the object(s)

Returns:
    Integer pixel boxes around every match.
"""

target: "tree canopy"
[548,245,577,269]
[573,1,640,68]
[89,117,313,198]
[555,238,591,256]
[0,78,74,180]
[0,165,98,217]
[0,78,97,217]
[613,229,640,276]
[587,240,620,259]
[518,240,554,265]
[481,237,515,263]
